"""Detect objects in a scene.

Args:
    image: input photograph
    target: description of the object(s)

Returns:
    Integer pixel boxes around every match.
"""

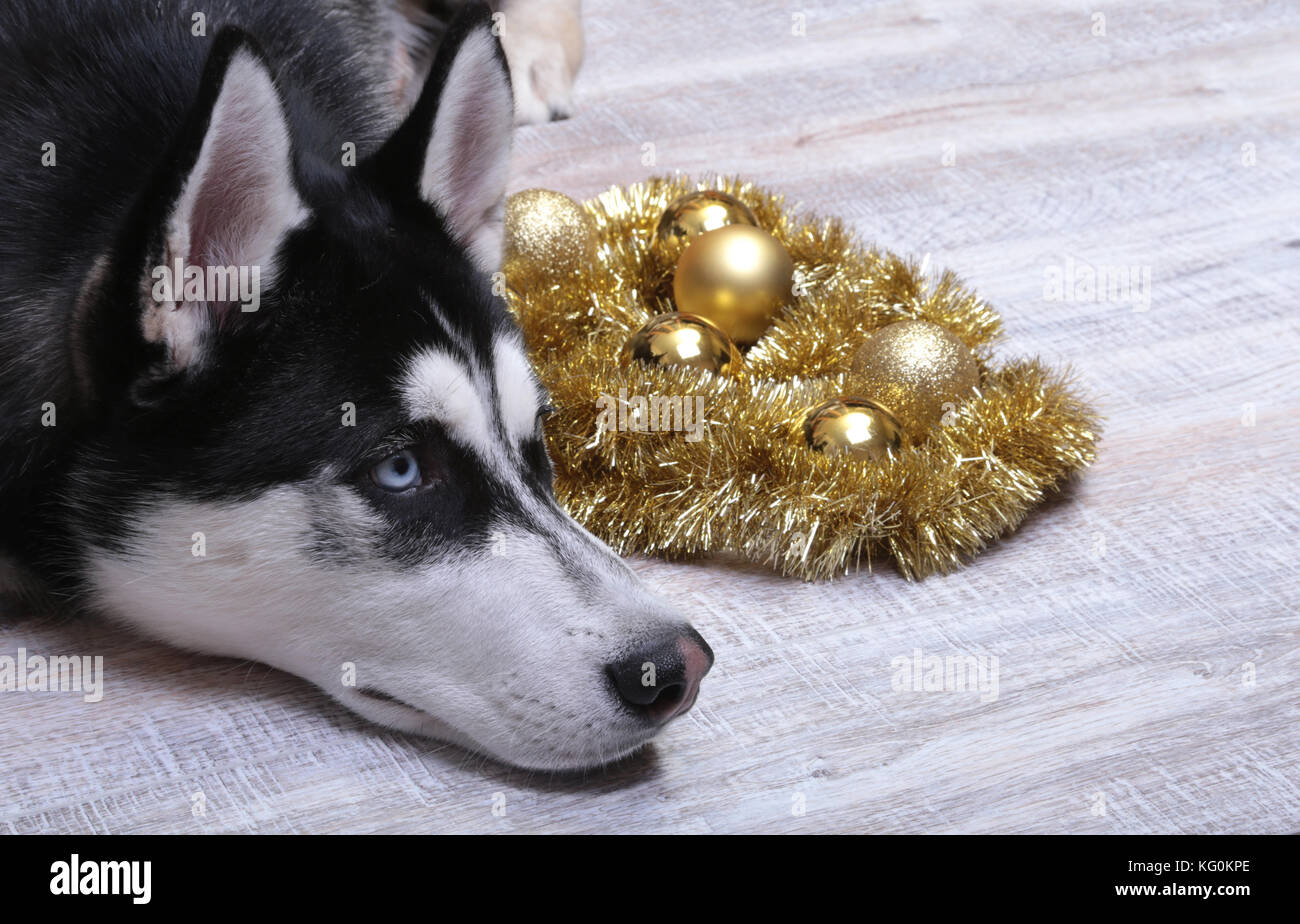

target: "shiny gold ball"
[801,397,904,460]
[849,320,980,435]
[672,225,794,346]
[503,188,597,279]
[655,190,758,247]
[621,312,741,376]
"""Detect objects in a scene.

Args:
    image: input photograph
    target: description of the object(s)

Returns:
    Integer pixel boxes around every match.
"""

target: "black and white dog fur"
[0,0,713,771]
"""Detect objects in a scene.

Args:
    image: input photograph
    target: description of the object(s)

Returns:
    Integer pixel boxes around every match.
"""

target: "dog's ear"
[137,30,308,372]
[370,3,513,272]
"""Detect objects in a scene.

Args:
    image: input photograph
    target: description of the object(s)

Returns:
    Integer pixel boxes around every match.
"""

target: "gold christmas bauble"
[655,190,758,247]
[503,188,597,279]
[672,225,794,346]
[849,320,980,435]
[800,397,904,460]
[621,312,741,376]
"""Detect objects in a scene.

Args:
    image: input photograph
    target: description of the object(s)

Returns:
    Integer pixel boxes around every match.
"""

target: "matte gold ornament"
[672,224,794,346]
[621,312,741,376]
[503,188,597,279]
[849,320,980,435]
[655,190,758,247]
[801,397,904,460]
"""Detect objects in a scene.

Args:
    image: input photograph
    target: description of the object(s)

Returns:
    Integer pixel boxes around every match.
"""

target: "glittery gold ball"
[503,188,597,279]
[655,190,758,247]
[800,397,904,460]
[621,312,741,376]
[672,225,793,346]
[849,320,980,435]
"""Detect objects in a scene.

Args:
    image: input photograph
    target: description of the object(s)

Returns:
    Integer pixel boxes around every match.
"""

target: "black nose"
[606,627,714,723]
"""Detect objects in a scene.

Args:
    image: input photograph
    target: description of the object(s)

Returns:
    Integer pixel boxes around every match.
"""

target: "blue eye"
[370,449,421,492]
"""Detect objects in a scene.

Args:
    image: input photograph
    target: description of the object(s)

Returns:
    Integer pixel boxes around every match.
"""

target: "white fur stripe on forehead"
[401,348,493,454]
[494,338,543,442]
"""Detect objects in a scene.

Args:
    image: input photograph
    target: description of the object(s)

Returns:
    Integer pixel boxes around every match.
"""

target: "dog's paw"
[498,1,584,125]
[508,38,574,123]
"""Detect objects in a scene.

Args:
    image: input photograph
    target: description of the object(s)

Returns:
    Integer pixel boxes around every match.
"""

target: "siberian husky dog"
[0,0,713,771]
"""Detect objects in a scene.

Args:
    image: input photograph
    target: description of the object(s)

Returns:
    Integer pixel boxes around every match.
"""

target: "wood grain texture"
[2,0,1298,834]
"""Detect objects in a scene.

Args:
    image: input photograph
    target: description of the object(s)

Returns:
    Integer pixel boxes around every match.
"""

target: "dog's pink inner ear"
[418,25,513,273]
[148,46,308,366]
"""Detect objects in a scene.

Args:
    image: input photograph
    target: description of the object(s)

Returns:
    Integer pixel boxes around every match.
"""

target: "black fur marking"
[0,0,548,587]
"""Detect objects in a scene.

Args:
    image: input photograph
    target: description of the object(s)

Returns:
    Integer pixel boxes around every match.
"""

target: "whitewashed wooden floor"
[2,0,1298,834]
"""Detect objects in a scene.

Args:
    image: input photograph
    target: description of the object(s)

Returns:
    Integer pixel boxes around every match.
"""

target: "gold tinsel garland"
[506,176,1100,580]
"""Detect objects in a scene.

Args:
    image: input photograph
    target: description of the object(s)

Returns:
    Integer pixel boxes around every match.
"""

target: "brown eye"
[370,449,421,492]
